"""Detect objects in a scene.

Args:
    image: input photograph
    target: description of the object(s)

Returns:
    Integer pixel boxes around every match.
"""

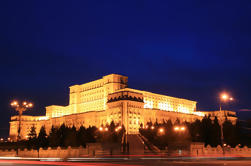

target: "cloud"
[239,109,251,112]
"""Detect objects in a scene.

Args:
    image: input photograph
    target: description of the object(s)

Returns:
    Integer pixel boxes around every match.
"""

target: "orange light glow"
[220,93,234,102]
[28,103,33,107]
[159,128,164,133]
[11,101,18,106]
[221,94,228,100]
[174,126,179,131]
[151,126,154,130]
[180,126,185,131]
[99,127,103,131]
[104,127,108,131]
[115,126,121,132]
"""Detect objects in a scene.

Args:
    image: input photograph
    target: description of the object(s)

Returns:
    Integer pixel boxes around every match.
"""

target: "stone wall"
[0,143,121,158]
[17,146,88,158]
[190,143,251,157]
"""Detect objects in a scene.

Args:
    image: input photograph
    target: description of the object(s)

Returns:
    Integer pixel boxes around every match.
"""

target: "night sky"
[1,1,251,138]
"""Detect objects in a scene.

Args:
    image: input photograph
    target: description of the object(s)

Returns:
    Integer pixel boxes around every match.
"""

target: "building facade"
[9,74,237,140]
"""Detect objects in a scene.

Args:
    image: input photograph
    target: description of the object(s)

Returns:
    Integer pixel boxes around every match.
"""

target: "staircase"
[139,134,161,154]
[127,134,145,155]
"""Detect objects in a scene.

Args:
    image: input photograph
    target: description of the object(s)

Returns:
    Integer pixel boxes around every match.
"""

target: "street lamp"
[219,92,234,153]
[115,126,122,132]
[10,100,33,141]
[99,126,108,132]
[173,126,186,132]
[158,128,164,133]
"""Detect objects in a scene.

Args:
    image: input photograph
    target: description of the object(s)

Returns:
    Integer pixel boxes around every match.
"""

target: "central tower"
[68,74,128,114]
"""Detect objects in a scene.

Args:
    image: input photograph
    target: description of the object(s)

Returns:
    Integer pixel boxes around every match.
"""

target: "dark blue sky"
[0,1,251,137]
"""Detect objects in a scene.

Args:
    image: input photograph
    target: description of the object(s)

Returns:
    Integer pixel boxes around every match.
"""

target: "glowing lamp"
[28,103,33,107]
[159,128,164,133]
[180,126,185,131]
[221,94,228,100]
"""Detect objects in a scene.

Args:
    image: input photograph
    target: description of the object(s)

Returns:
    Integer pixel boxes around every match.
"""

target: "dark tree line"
[25,124,97,149]
[24,121,125,149]
[140,116,245,150]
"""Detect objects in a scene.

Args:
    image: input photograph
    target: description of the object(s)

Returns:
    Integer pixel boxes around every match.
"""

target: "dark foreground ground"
[1,158,251,166]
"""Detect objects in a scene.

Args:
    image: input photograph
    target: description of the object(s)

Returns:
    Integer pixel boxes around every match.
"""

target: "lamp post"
[173,126,186,132]
[10,100,33,141]
[219,93,233,155]
[158,128,164,134]
[173,126,186,155]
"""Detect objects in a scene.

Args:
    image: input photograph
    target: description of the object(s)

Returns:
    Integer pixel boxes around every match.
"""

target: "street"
[1,158,251,166]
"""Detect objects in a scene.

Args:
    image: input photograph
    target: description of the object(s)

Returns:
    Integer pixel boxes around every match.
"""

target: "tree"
[201,116,212,146]
[223,119,237,147]
[189,119,202,142]
[210,117,221,147]
[86,126,97,143]
[48,126,60,147]
[28,125,37,140]
[174,118,180,125]
[58,124,67,147]
[37,126,48,148]
[27,125,37,149]
[64,126,77,147]
[109,121,116,132]
[77,126,88,147]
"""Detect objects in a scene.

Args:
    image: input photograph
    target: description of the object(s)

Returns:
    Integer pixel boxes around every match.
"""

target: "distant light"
[151,126,155,130]
[220,93,234,102]
[174,126,179,131]
[105,127,108,131]
[221,94,228,100]
[11,101,18,106]
[159,128,164,133]
[115,126,121,132]
[99,127,103,131]
[180,126,185,131]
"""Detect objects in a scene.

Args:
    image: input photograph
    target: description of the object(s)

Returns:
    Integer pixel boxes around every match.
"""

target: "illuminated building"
[9,74,237,140]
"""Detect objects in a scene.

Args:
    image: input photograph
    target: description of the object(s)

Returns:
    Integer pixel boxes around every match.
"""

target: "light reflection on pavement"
[1,157,251,166]
[0,159,140,166]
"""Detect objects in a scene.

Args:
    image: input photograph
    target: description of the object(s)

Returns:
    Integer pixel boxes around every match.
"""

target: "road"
[1,158,251,166]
